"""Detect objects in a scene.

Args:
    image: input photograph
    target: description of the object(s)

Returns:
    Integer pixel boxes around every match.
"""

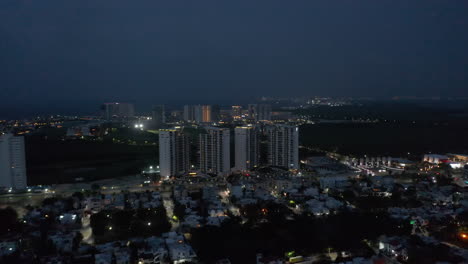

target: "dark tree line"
[191,210,411,263]
[90,206,171,243]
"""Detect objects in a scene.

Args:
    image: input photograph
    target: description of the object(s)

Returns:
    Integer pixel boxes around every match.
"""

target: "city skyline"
[2,1,468,263]
[1,1,468,118]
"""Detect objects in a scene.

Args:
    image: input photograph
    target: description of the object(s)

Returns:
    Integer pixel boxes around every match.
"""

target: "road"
[161,192,178,231]
[0,174,150,215]
[80,214,94,244]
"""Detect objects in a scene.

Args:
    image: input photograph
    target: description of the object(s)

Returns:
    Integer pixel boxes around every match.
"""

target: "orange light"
[460,233,468,239]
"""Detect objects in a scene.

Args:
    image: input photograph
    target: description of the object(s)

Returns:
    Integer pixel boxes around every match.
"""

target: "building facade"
[183,105,212,123]
[159,128,190,178]
[248,104,272,121]
[101,102,135,121]
[200,105,212,123]
[152,105,166,129]
[199,127,230,176]
[211,105,221,122]
[234,126,259,171]
[0,133,27,190]
[231,106,243,120]
[266,125,299,169]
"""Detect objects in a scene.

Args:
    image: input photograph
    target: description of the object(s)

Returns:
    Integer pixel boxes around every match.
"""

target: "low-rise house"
[0,241,17,257]
[378,236,408,260]
[58,213,78,225]
[182,214,203,228]
[167,243,197,264]
[95,252,112,264]
[303,187,319,197]
[49,232,76,253]
[319,176,350,189]
[83,197,103,212]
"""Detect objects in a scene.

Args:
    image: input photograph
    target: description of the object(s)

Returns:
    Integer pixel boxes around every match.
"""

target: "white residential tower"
[0,133,27,190]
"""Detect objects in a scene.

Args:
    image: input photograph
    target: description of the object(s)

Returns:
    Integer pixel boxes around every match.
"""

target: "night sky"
[1,1,468,116]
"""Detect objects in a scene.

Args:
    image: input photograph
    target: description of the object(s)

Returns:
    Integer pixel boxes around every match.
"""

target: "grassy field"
[26,138,158,185]
[299,122,468,157]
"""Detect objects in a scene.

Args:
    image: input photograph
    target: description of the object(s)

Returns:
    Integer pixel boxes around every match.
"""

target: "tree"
[72,191,84,201]
[173,202,187,221]
[0,207,20,235]
[112,210,134,231]
[240,204,260,222]
[73,232,83,251]
[42,197,58,207]
[90,212,111,236]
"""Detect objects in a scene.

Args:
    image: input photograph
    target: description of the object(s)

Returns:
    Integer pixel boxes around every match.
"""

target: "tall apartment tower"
[248,104,272,121]
[183,105,194,122]
[101,102,135,121]
[159,128,190,178]
[231,106,243,120]
[211,105,221,122]
[183,105,212,123]
[247,104,257,120]
[0,133,27,190]
[152,105,166,129]
[257,104,272,121]
[266,125,299,169]
[199,127,230,176]
[235,126,259,171]
[200,105,212,123]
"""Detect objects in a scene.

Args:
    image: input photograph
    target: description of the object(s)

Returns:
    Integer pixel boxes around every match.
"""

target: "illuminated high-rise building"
[159,128,190,178]
[231,106,243,120]
[266,125,299,169]
[199,127,230,176]
[200,105,212,123]
[183,105,212,123]
[0,133,27,190]
[235,126,259,171]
